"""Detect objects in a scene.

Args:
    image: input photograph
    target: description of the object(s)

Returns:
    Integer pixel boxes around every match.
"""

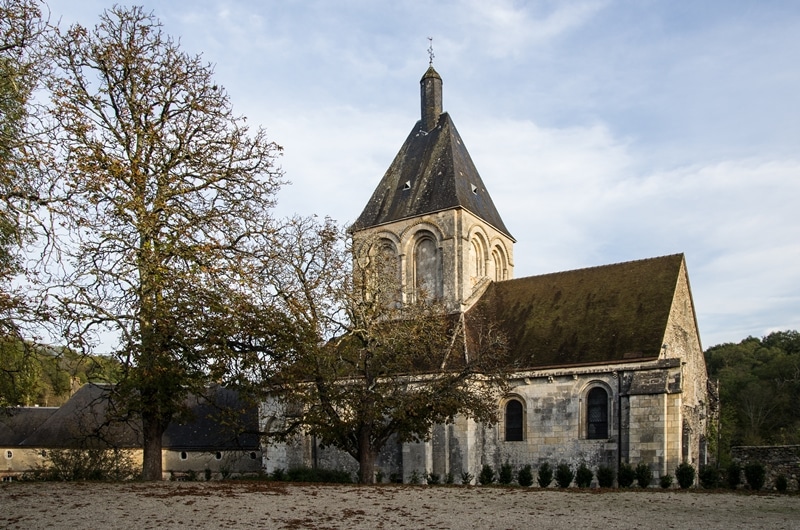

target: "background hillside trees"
[705,330,800,462]
[45,6,283,480]
[260,217,510,483]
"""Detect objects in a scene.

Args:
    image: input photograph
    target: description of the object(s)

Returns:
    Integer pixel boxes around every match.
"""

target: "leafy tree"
[261,217,510,483]
[0,336,40,405]
[705,330,800,462]
[0,0,52,408]
[45,7,283,480]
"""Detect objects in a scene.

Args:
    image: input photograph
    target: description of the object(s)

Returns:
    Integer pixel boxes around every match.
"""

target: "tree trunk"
[357,427,376,484]
[141,412,165,481]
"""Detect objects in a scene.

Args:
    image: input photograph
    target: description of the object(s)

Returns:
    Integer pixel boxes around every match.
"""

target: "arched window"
[376,239,401,305]
[414,234,440,300]
[505,399,524,441]
[492,246,507,281]
[469,237,484,283]
[587,387,609,439]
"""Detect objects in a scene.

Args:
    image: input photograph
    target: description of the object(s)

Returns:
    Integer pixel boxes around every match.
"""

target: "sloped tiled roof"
[15,384,258,451]
[19,383,140,449]
[351,112,513,239]
[467,254,684,369]
[163,387,259,451]
[0,407,57,446]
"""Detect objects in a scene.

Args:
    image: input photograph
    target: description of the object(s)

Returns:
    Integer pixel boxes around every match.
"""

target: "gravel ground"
[2,481,799,529]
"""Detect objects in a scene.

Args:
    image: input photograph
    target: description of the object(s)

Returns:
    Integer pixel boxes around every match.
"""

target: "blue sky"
[47,0,799,348]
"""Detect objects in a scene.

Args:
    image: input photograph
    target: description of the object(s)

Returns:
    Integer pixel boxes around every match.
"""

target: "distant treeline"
[705,330,800,462]
[0,338,119,407]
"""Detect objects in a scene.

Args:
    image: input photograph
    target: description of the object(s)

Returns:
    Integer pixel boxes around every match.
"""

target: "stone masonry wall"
[731,445,800,491]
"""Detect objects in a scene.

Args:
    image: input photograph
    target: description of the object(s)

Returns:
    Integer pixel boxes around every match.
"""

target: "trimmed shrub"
[775,474,788,493]
[618,463,635,488]
[660,474,674,489]
[744,462,766,491]
[575,463,593,488]
[698,465,719,489]
[675,462,695,489]
[726,462,741,489]
[596,465,615,488]
[555,463,574,488]
[460,471,474,485]
[517,464,534,487]
[409,469,422,484]
[537,462,553,488]
[286,467,352,483]
[479,464,495,486]
[635,462,653,488]
[498,461,514,485]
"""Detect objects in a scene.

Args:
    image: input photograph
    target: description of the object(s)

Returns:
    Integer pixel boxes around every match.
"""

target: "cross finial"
[427,37,435,66]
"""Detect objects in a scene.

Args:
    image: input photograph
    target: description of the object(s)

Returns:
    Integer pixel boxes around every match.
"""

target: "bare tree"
[45,6,283,480]
[262,216,509,483]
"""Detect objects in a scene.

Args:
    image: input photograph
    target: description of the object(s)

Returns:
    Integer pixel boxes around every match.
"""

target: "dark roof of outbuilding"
[15,384,259,451]
[18,383,140,449]
[351,112,513,239]
[0,407,57,446]
[467,254,685,369]
[163,387,259,451]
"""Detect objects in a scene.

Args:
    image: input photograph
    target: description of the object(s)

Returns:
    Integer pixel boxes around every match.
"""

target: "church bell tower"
[350,66,514,313]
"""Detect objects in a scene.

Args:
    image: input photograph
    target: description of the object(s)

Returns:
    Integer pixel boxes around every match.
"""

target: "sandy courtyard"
[2,481,799,529]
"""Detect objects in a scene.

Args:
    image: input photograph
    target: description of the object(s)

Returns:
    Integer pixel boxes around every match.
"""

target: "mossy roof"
[469,254,685,368]
[351,112,513,239]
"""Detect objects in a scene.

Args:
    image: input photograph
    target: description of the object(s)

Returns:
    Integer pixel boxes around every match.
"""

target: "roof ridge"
[502,253,684,283]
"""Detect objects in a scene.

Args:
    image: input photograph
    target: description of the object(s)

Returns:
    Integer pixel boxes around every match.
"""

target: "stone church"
[263,65,711,484]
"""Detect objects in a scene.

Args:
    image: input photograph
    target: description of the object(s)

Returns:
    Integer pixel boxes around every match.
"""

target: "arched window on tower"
[492,246,507,282]
[375,239,400,306]
[414,233,440,301]
[587,387,609,439]
[469,237,485,285]
[505,399,524,441]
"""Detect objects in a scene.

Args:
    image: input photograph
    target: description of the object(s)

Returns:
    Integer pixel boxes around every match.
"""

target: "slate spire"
[352,67,513,240]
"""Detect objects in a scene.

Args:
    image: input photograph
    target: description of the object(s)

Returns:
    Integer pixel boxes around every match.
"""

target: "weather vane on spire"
[427,37,435,66]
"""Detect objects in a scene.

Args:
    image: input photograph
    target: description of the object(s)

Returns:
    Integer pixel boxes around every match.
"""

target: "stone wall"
[731,445,800,491]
